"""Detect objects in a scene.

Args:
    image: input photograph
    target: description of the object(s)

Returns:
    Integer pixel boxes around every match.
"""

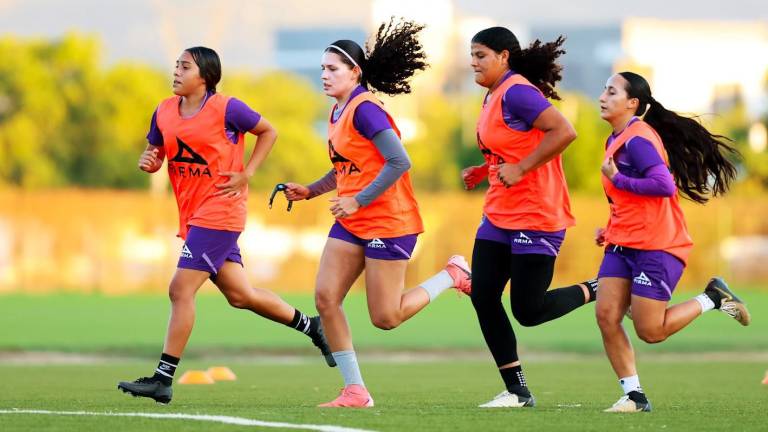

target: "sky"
[2,0,767,68]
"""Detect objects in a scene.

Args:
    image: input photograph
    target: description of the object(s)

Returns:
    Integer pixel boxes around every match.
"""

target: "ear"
[627,97,640,112]
[499,49,510,64]
[352,65,363,82]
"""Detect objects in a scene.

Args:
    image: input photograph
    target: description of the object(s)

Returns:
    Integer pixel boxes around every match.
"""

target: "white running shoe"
[603,394,651,413]
[478,390,535,408]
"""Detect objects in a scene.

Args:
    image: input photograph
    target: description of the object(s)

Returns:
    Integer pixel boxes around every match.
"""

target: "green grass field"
[1,360,766,431]
[0,290,765,355]
[0,291,765,431]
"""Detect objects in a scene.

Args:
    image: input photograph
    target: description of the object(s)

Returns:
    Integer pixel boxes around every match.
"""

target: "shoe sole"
[117,384,171,405]
[724,301,752,326]
[708,278,751,326]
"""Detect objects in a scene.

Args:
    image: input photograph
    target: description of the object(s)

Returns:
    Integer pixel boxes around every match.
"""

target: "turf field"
[0,291,765,431]
[1,359,766,431]
[0,290,766,354]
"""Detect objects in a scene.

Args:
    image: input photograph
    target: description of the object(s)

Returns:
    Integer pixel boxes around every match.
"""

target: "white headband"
[326,45,361,70]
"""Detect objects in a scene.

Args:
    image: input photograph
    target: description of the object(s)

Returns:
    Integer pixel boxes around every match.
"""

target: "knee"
[595,307,623,331]
[168,282,193,304]
[511,310,538,327]
[470,287,497,311]
[225,292,249,309]
[315,289,341,314]
[370,313,402,331]
[636,328,667,344]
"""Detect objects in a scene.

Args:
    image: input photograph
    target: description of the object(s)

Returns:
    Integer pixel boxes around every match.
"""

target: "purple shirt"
[607,117,676,197]
[332,85,392,139]
[146,93,262,146]
[487,70,551,131]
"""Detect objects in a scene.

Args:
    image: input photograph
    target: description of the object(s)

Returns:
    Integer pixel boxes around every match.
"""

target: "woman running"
[282,19,472,408]
[463,27,598,408]
[117,46,331,404]
[595,71,750,413]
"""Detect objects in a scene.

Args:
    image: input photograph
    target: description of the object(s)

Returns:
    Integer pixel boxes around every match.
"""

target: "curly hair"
[619,71,740,203]
[325,17,428,96]
[471,27,565,100]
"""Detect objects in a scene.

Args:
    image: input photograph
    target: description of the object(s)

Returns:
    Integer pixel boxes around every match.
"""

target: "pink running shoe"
[317,384,374,408]
[445,255,472,295]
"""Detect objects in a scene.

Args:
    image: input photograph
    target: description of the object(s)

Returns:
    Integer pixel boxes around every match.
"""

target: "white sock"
[619,375,642,394]
[332,350,364,387]
[694,293,715,314]
[419,270,454,302]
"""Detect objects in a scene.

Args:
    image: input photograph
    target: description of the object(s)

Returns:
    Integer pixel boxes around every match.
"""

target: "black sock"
[499,365,531,397]
[288,309,315,336]
[584,278,598,303]
[627,390,648,404]
[153,353,179,385]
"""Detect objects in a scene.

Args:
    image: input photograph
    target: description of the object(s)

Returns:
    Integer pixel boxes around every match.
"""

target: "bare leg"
[364,258,429,330]
[162,268,211,357]
[630,295,702,344]
[314,238,365,352]
[595,277,635,379]
[215,260,295,324]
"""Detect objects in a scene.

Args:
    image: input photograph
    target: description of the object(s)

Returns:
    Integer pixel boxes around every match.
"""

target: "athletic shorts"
[177,225,243,279]
[597,244,684,301]
[328,221,418,260]
[475,215,566,256]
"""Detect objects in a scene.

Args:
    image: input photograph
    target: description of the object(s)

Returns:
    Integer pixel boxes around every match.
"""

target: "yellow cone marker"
[207,366,237,381]
[178,370,215,384]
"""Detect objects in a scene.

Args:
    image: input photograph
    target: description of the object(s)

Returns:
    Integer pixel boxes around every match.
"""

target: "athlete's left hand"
[329,196,360,218]
[494,163,525,188]
[601,157,618,181]
[215,171,248,198]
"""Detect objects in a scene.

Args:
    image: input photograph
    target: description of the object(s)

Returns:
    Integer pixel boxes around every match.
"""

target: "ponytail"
[326,17,428,96]
[620,71,740,203]
[472,27,566,100]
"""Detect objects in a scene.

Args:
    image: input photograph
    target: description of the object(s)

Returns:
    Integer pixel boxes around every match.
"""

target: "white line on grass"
[0,409,378,432]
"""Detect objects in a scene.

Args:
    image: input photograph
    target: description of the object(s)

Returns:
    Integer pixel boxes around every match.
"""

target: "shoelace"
[720,302,740,318]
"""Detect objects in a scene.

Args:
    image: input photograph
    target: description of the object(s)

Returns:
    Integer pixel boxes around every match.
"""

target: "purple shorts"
[475,215,565,256]
[597,244,684,301]
[178,225,243,279]
[328,222,418,260]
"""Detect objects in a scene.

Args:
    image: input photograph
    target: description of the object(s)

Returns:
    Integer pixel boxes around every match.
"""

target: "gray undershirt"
[307,129,411,206]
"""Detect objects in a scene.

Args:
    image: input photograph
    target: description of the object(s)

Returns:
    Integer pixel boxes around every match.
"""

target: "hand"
[494,163,525,188]
[283,182,310,201]
[329,196,360,219]
[595,227,606,247]
[214,171,248,198]
[138,148,161,172]
[601,157,618,181]
[461,164,489,190]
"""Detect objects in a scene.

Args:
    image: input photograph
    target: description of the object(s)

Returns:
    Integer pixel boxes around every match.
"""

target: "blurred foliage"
[0,33,766,193]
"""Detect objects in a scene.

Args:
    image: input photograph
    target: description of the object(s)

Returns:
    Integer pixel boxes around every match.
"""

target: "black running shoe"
[704,277,751,326]
[118,376,172,404]
[310,316,336,367]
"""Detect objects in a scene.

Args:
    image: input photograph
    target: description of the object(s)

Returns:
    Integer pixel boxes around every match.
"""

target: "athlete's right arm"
[138,144,165,173]
[461,163,489,190]
[284,169,338,201]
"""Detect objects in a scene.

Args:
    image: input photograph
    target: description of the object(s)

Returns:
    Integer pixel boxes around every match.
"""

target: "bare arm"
[215,117,278,197]
[138,144,165,173]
